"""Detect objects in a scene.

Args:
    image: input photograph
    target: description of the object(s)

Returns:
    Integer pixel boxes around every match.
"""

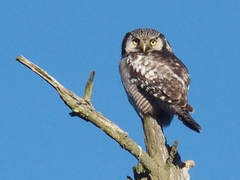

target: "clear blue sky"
[1,1,240,179]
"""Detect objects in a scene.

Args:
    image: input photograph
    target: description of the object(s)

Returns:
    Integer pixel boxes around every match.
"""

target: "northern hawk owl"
[119,28,201,132]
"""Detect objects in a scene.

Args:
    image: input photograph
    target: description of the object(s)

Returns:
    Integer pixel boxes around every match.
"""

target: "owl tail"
[172,105,202,133]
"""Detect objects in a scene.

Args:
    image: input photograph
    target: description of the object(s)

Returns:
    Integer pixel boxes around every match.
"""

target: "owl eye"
[150,39,157,46]
[132,38,140,45]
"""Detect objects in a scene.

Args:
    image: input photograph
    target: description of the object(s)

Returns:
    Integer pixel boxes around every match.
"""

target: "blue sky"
[1,1,240,179]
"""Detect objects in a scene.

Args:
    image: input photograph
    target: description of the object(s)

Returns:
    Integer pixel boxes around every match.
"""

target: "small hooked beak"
[142,43,147,53]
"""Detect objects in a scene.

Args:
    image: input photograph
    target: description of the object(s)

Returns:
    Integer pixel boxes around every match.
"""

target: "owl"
[119,28,201,133]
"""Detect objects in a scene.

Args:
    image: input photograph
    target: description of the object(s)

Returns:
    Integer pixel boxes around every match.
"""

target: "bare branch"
[15,55,157,174]
[166,140,179,166]
[83,71,95,103]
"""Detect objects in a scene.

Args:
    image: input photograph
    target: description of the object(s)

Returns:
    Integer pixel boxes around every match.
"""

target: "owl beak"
[142,43,147,53]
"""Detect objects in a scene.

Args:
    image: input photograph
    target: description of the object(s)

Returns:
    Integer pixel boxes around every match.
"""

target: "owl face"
[121,28,172,57]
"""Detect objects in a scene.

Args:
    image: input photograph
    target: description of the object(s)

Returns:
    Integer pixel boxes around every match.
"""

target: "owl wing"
[128,52,190,108]
[127,52,201,132]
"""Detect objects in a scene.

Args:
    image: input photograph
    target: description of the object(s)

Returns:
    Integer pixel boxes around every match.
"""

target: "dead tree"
[16,55,195,180]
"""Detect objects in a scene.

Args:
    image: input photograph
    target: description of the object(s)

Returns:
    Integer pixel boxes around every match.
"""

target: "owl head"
[121,28,172,57]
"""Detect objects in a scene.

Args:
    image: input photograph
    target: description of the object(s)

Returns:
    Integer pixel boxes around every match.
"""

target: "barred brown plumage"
[119,28,201,132]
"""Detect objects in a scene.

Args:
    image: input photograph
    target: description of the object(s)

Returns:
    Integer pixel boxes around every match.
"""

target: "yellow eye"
[132,38,139,45]
[150,39,157,46]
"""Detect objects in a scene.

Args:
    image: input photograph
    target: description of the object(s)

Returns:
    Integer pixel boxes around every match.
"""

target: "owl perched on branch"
[119,28,201,133]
